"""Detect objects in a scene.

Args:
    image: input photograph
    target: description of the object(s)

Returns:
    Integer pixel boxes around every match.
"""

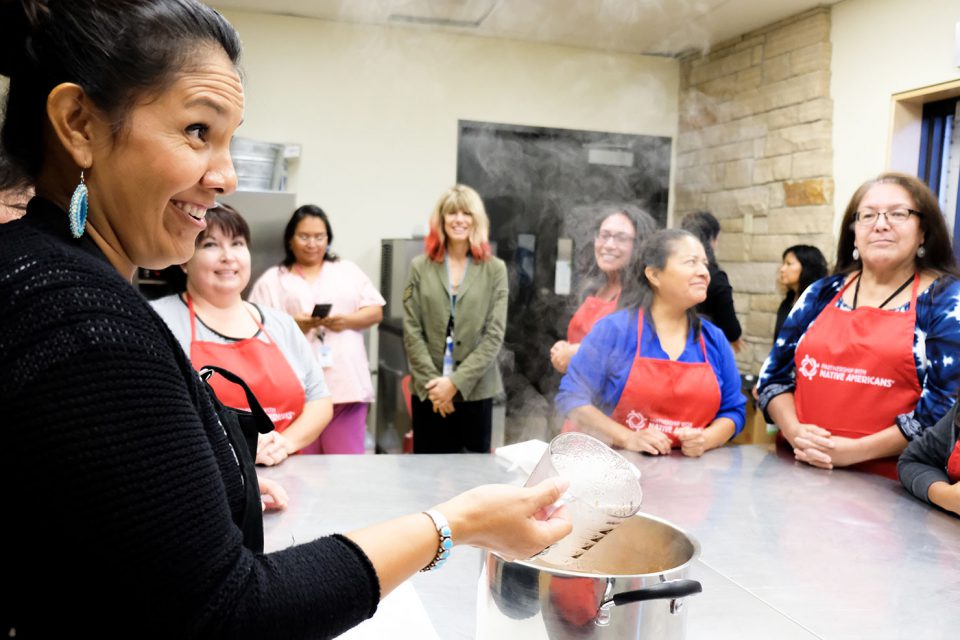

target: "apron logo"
[625,410,647,431]
[265,408,296,423]
[625,410,693,434]
[799,355,820,381]
[800,358,897,388]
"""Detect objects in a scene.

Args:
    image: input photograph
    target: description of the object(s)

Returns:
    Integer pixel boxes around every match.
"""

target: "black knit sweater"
[1,198,379,638]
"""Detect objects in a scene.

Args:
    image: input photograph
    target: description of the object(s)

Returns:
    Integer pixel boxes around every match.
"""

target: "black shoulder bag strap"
[198,365,275,553]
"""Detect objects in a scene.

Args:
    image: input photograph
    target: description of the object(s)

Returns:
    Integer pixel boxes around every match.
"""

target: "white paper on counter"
[494,439,548,476]
[337,581,439,640]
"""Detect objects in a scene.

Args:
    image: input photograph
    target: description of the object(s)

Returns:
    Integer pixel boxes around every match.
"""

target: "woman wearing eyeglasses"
[557,229,746,457]
[549,204,657,375]
[758,172,960,478]
[250,205,385,454]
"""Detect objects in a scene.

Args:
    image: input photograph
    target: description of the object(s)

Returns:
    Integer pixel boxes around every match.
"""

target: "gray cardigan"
[402,253,508,402]
[898,402,959,516]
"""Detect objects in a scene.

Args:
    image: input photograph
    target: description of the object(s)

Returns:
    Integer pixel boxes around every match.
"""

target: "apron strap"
[907,272,921,307]
[187,293,199,343]
[635,309,645,357]
[843,271,920,311]
[876,273,917,309]
[199,365,275,439]
[242,302,278,345]
[187,293,277,345]
[444,255,471,338]
[198,365,274,553]
[636,309,710,361]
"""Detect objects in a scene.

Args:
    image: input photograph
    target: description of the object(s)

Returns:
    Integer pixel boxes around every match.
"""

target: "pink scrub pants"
[300,402,368,454]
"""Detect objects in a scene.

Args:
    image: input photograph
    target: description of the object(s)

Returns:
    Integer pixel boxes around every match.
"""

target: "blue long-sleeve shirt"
[757,274,960,440]
[556,309,746,434]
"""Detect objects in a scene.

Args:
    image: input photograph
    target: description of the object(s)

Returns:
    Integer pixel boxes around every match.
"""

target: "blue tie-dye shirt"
[757,274,960,440]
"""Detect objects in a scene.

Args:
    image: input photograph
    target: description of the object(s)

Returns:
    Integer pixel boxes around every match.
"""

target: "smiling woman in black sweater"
[0,2,569,637]
[3,197,382,637]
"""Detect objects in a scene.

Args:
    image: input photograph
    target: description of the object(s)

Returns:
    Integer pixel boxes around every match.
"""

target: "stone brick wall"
[674,7,835,373]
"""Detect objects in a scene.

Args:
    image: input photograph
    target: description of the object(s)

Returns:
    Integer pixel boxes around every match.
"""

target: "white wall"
[831,0,960,223]
[218,9,679,279]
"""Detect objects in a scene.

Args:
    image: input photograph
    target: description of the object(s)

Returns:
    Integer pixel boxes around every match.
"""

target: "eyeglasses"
[854,209,921,227]
[295,233,328,245]
[596,231,635,245]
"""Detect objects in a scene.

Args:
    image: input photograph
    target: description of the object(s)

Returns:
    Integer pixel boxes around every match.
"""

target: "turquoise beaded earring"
[69,170,88,239]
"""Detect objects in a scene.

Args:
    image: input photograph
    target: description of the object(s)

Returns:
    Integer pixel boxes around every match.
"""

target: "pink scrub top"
[249,261,385,404]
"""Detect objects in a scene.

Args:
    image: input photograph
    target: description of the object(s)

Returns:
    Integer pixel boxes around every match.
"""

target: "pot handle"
[602,579,703,609]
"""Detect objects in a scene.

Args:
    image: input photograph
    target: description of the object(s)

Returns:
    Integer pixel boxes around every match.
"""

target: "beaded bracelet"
[420,509,453,572]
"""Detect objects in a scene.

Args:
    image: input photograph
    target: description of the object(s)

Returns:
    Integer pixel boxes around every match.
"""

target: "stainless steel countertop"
[260,445,960,639]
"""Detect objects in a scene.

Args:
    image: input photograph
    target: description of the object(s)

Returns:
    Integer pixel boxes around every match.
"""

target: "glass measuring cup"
[525,432,642,567]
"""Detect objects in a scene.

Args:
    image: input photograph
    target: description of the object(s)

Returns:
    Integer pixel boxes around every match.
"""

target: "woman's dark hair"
[680,210,721,267]
[0,0,242,191]
[834,172,959,278]
[165,203,250,292]
[199,203,250,246]
[281,204,339,267]
[577,202,657,307]
[624,228,703,339]
[781,244,828,308]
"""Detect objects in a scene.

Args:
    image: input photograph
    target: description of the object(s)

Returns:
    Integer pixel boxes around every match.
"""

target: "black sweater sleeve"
[700,266,742,342]
[898,403,958,509]
[2,222,379,639]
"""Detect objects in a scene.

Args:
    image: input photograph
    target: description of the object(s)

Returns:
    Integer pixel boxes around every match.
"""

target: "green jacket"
[402,253,508,402]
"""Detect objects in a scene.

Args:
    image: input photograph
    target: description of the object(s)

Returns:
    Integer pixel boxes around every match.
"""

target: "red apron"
[187,295,305,435]
[794,274,921,479]
[947,440,960,483]
[608,310,722,447]
[561,295,621,433]
[567,294,618,344]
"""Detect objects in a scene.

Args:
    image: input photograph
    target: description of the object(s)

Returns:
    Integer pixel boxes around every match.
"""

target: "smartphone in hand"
[312,303,332,319]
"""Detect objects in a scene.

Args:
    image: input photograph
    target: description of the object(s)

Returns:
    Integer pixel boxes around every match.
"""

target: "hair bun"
[0,0,47,78]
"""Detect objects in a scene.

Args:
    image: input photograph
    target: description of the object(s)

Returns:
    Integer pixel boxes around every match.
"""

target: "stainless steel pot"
[477,513,702,639]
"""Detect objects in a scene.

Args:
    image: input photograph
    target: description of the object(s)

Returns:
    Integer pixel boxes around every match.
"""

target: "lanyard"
[291,263,327,343]
[851,271,916,309]
[444,254,470,333]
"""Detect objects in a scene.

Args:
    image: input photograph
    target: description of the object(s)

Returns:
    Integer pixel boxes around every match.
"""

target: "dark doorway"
[457,120,671,442]
[917,97,960,261]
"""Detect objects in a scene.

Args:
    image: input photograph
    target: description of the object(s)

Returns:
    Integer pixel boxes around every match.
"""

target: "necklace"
[852,272,915,310]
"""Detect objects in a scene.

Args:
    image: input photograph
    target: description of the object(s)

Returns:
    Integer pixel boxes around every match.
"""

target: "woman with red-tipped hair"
[403,185,508,453]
